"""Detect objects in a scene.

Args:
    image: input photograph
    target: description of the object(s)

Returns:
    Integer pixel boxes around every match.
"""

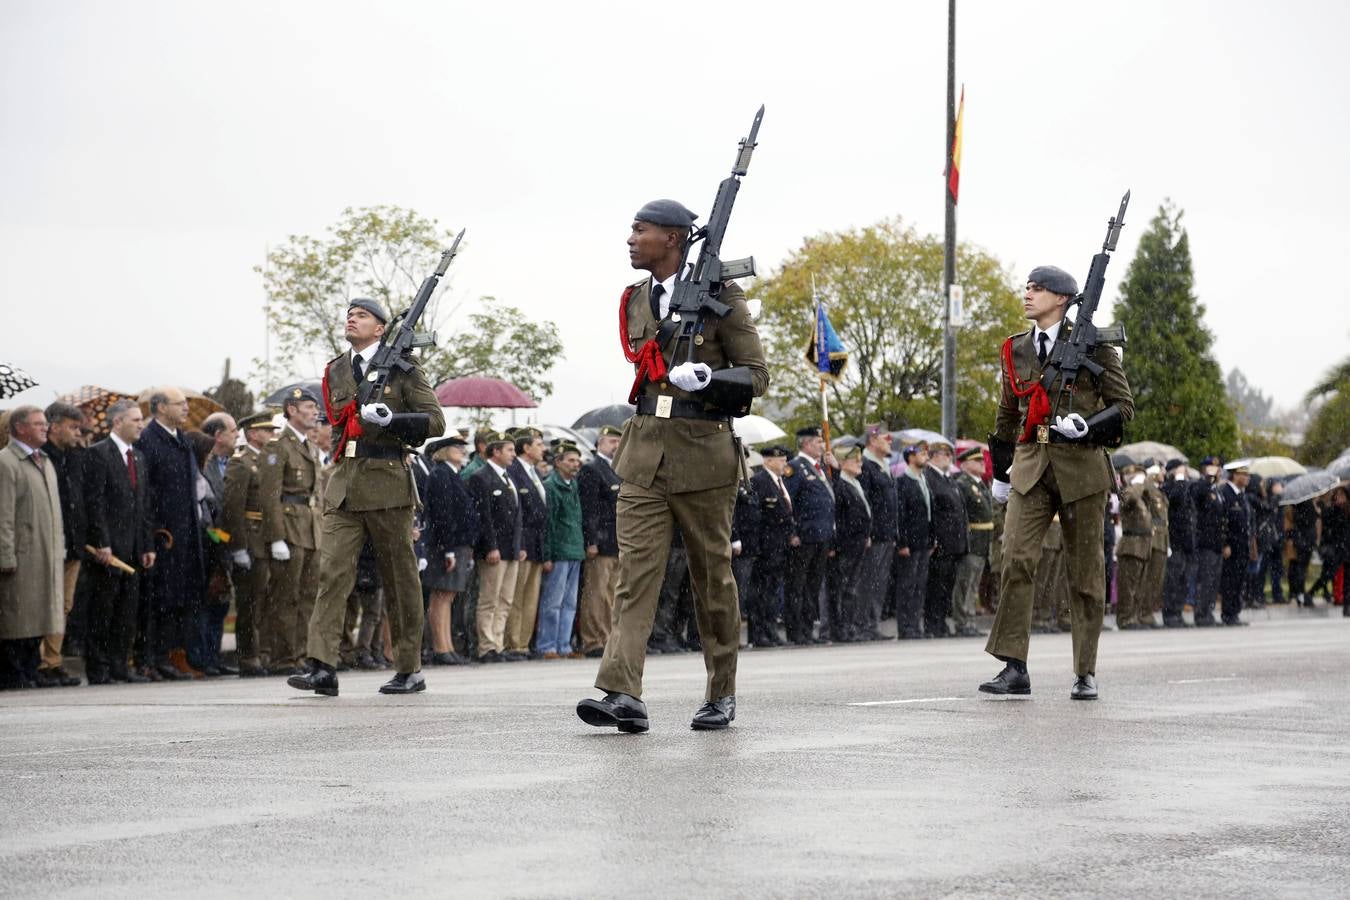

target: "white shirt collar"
[351,343,378,366]
[286,422,308,444]
[487,459,509,479]
[652,273,677,319]
[11,439,37,457]
[596,452,613,466]
[110,432,132,457]
[796,452,820,467]
[1033,319,1064,351]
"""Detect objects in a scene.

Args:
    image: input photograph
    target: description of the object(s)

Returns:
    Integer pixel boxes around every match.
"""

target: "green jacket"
[543,470,584,561]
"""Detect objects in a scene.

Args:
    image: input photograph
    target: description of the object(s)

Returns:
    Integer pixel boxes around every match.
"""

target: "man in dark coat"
[746,446,793,647]
[857,422,898,641]
[1286,497,1320,607]
[505,427,550,660]
[922,440,968,638]
[468,432,524,662]
[38,401,87,686]
[135,387,206,680]
[829,445,873,641]
[1219,462,1255,625]
[576,425,622,656]
[1192,456,1228,626]
[1160,459,1197,627]
[894,441,933,639]
[730,469,760,624]
[782,427,836,645]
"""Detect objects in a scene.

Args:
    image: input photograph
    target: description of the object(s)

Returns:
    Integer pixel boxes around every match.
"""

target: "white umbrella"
[1325,455,1350,481]
[1279,471,1342,506]
[732,414,787,445]
[1244,456,1306,478]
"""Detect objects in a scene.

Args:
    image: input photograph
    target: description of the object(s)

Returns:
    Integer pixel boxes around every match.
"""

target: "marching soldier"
[951,445,992,637]
[983,265,1134,700]
[1114,460,1153,630]
[258,388,323,675]
[222,411,277,677]
[1139,462,1169,628]
[576,198,768,733]
[746,445,793,647]
[288,297,445,697]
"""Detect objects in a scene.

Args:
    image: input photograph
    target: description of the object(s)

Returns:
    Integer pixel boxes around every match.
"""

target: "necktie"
[1037,332,1049,366]
[650,283,666,320]
[776,475,792,511]
[31,450,44,473]
[352,354,364,384]
[126,449,138,490]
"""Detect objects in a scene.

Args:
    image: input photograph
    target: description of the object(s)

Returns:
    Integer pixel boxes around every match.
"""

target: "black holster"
[988,433,1015,482]
[384,413,433,446]
[700,367,754,418]
[1084,404,1124,448]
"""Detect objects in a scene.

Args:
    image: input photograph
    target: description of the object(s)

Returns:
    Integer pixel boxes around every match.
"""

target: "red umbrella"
[435,377,536,409]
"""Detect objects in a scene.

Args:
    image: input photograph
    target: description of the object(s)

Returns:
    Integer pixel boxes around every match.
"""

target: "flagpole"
[812,274,832,457]
[940,0,958,442]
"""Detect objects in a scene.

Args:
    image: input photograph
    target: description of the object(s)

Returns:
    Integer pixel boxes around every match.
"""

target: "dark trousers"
[893,547,930,637]
[1250,551,1284,604]
[732,554,754,615]
[85,566,141,677]
[745,553,785,645]
[827,549,867,641]
[1162,548,1194,621]
[924,550,958,636]
[857,540,895,634]
[1220,555,1247,623]
[1288,547,1312,599]
[199,601,229,668]
[0,637,41,688]
[785,542,829,642]
[1193,549,1223,623]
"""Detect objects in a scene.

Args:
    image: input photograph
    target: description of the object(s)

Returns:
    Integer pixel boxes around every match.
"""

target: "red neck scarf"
[1001,336,1052,444]
[322,360,365,458]
[617,284,668,405]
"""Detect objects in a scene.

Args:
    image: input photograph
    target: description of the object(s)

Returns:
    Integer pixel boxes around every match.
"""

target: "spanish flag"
[947,85,964,203]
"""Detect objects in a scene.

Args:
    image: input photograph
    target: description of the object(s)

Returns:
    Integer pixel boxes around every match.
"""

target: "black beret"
[1165,458,1185,472]
[634,199,698,228]
[1200,455,1223,468]
[761,445,790,458]
[1027,265,1079,297]
[347,297,389,324]
[795,426,822,439]
[956,445,983,462]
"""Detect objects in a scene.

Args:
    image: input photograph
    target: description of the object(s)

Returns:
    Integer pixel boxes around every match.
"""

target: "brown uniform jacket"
[321,350,446,512]
[259,425,321,550]
[1118,482,1153,560]
[613,278,768,494]
[995,321,1134,504]
[223,445,269,559]
[1145,480,1169,553]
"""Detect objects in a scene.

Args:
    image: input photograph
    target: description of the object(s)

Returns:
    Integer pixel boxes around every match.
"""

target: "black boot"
[979,659,1030,695]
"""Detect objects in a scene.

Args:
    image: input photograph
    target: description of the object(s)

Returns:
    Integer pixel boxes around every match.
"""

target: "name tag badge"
[655,395,673,419]
[345,441,357,458]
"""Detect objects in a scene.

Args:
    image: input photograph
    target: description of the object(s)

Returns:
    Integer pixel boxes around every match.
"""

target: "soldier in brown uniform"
[1113,461,1153,630]
[982,265,1133,701]
[1139,462,1169,628]
[223,411,277,677]
[258,388,322,674]
[577,199,768,733]
[288,297,445,697]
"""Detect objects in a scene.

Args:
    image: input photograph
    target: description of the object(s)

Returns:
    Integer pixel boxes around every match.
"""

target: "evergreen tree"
[1114,203,1239,462]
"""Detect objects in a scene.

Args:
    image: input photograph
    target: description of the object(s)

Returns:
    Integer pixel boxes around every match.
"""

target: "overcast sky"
[3,0,1347,430]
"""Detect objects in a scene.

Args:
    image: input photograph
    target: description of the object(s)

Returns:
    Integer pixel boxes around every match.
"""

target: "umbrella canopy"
[436,377,536,409]
[1116,440,1186,466]
[731,414,787,446]
[1278,471,1343,506]
[262,379,323,408]
[1327,454,1350,481]
[895,427,952,448]
[137,387,225,432]
[0,363,38,400]
[56,385,140,439]
[572,403,635,429]
[1243,456,1306,478]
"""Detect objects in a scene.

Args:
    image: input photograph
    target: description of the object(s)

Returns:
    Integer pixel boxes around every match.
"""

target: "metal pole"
[940,0,958,441]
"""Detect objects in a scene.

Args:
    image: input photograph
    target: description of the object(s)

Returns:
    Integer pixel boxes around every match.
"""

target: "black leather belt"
[281,494,313,505]
[635,395,729,422]
[1122,530,1151,537]
[345,441,405,460]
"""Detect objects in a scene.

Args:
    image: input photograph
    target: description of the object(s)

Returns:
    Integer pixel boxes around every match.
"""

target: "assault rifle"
[1040,191,1131,446]
[664,105,764,417]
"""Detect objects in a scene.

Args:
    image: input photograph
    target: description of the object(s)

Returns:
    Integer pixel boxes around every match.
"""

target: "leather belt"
[244,510,263,522]
[344,441,405,460]
[635,395,729,422]
[968,522,994,531]
[281,494,315,506]
[1029,423,1098,447]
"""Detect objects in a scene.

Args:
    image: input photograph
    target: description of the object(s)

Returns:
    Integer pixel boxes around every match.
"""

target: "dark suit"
[894,470,932,638]
[923,466,968,636]
[506,458,550,652]
[746,469,792,646]
[578,456,621,557]
[424,463,479,559]
[1220,482,1253,624]
[1193,480,1227,624]
[730,479,760,616]
[577,455,622,653]
[468,462,522,655]
[857,455,898,634]
[82,438,152,678]
[1161,476,1198,622]
[507,459,549,562]
[829,474,872,641]
[136,419,205,663]
[783,455,835,643]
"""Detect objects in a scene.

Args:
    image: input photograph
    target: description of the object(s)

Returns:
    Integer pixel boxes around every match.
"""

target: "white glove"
[360,403,393,426]
[270,540,291,561]
[1051,412,1089,440]
[417,557,428,573]
[668,362,712,392]
[231,549,251,569]
[992,479,1011,504]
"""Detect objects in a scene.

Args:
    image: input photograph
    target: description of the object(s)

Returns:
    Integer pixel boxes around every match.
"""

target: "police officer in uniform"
[782,427,836,645]
[222,410,277,677]
[576,198,768,733]
[259,388,322,675]
[1192,456,1227,626]
[983,265,1134,700]
[288,297,445,696]
[951,445,992,637]
[746,445,793,647]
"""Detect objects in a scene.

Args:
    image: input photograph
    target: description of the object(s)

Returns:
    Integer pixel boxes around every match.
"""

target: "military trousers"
[265,545,319,668]
[857,540,895,633]
[595,467,739,702]
[784,542,830,643]
[986,465,1106,676]
[1114,554,1149,627]
[475,558,520,656]
[1194,549,1223,624]
[1163,549,1194,621]
[1142,548,1167,623]
[893,548,930,638]
[577,555,619,653]
[231,557,269,663]
[505,559,542,653]
[308,504,423,673]
[951,553,985,630]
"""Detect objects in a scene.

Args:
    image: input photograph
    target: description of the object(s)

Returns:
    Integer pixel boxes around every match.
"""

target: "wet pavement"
[2,609,1347,898]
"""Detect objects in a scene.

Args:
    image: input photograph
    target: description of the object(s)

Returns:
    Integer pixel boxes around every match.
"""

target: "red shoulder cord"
[322,361,365,458]
[617,284,668,405]
[1001,337,1052,444]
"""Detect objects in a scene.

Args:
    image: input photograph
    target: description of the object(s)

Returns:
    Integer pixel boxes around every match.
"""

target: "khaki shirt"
[1144,480,1169,553]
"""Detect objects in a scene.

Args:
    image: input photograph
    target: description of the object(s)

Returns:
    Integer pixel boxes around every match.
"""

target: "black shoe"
[139,665,163,682]
[978,663,1031,696]
[477,651,503,664]
[155,663,187,681]
[865,629,887,642]
[691,695,736,730]
[40,667,81,687]
[379,671,426,694]
[653,638,684,654]
[335,659,352,672]
[577,692,649,733]
[584,647,605,659]
[287,661,339,697]
[86,669,112,685]
[432,651,470,666]
[201,666,222,678]
[238,660,268,678]
[1070,673,1098,701]
[354,654,382,670]
[1222,618,1248,627]
[118,667,150,684]
[1162,618,1193,628]
[501,651,529,662]
[810,636,830,645]
[1193,617,1217,627]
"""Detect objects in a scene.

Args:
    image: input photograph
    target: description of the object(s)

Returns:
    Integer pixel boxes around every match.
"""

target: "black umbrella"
[262,379,323,408]
[572,403,636,429]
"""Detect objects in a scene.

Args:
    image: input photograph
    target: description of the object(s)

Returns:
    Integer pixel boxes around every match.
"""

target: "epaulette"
[1010,328,1032,340]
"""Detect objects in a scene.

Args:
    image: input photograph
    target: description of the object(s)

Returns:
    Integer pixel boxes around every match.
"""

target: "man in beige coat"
[0,406,65,689]
[577,198,768,733]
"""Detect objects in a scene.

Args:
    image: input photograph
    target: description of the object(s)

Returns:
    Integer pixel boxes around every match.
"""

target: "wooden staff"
[85,545,136,575]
